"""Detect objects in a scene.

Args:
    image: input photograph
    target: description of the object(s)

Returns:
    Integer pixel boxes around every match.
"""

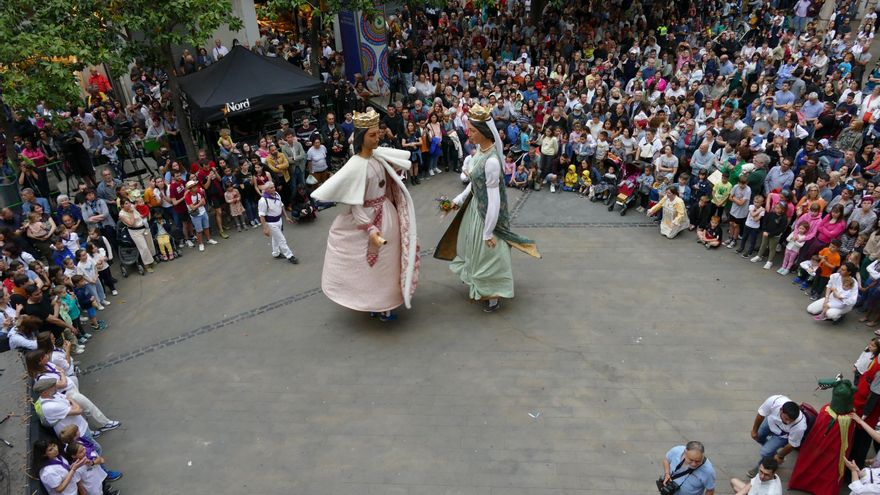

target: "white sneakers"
[550,184,556,193]
[207,239,219,245]
[198,244,205,252]
[96,304,105,311]
[763,261,773,270]
[429,169,435,176]
[750,256,761,263]
[185,239,195,248]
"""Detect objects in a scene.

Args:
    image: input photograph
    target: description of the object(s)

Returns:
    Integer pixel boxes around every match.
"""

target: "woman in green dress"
[434,104,540,312]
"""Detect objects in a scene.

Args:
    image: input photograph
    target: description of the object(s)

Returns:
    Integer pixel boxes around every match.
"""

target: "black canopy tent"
[177,45,324,124]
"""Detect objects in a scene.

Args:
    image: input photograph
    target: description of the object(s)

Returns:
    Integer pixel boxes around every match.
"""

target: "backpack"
[799,402,819,440]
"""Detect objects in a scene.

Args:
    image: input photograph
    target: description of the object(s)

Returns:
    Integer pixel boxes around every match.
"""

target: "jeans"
[739,225,760,254]
[427,153,440,172]
[86,281,106,304]
[754,418,788,466]
[242,199,257,224]
[291,166,305,192]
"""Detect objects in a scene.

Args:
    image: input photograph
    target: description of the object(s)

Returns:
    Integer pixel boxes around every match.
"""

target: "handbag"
[429,136,442,157]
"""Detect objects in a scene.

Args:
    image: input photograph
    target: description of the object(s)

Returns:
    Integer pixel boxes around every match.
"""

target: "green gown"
[437,147,540,300]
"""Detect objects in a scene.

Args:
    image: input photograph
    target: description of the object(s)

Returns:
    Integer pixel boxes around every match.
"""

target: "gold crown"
[353,108,380,129]
[468,103,491,122]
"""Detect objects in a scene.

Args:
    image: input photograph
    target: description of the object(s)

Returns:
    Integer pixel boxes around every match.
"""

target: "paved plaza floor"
[66,173,870,494]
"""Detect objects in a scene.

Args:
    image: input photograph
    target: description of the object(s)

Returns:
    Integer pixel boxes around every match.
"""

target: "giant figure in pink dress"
[312,109,419,321]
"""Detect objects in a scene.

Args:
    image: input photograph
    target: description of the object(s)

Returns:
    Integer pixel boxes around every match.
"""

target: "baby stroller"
[116,223,144,277]
[608,162,641,216]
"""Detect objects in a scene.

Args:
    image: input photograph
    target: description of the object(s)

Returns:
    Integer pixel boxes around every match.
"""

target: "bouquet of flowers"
[435,195,455,214]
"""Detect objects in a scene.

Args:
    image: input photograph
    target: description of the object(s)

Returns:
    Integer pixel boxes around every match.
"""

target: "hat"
[572,103,583,112]
[818,138,830,148]
[33,378,57,393]
[280,118,289,124]
[185,180,199,189]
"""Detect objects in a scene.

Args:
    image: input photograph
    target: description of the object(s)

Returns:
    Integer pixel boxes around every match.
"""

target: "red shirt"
[169,180,188,214]
[88,73,112,94]
[135,204,150,219]
[184,188,206,214]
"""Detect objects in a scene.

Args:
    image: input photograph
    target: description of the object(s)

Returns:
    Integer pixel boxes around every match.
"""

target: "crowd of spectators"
[8,0,880,491]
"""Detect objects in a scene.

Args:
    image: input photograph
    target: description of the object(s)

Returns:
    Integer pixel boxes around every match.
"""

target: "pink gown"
[321,158,403,312]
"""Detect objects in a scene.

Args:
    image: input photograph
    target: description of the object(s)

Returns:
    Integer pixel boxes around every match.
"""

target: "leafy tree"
[115,0,244,163]
[0,0,122,166]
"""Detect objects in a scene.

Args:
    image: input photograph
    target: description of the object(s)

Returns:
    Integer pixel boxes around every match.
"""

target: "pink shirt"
[816,216,846,244]
[794,212,823,241]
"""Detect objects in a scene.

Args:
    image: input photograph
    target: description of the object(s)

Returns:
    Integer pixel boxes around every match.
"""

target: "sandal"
[813,314,826,321]
[860,316,869,322]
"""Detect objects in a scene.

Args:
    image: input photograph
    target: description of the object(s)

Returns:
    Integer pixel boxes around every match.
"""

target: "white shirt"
[212,44,229,60]
[758,395,808,447]
[39,393,89,436]
[826,272,859,309]
[60,233,79,253]
[40,462,81,495]
[79,452,108,495]
[258,193,285,221]
[748,473,782,495]
[850,467,880,494]
[76,257,99,283]
[745,205,766,229]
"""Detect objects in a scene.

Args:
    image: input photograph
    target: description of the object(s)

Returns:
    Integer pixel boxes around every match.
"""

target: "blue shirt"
[665,446,716,495]
[802,100,824,120]
[21,198,51,216]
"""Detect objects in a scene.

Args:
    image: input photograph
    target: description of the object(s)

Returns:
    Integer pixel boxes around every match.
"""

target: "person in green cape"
[434,104,540,312]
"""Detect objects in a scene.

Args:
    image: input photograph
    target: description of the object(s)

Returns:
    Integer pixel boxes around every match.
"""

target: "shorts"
[85,307,96,318]
[732,215,747,229]
[208,197,223,209]
[190,212,210,232]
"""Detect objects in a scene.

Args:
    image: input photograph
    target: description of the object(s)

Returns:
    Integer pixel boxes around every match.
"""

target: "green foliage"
[262,0,379,26]
[116,0,244,63]
[0,0,122,110]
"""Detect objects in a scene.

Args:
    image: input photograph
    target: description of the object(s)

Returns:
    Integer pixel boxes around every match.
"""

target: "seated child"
[697,215,724,248]
[794,254,822,291]
[577,165,592,197]
[510,164,528,190]
[59,424,123,481]
[562,164,579,192]
[150,211,175,261]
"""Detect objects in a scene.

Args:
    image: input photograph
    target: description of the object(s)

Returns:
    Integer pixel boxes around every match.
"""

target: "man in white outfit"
[258,182,299,264]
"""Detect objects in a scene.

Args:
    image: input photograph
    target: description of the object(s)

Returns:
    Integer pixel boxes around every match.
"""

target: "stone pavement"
[0,351,29,494]
[73,172,868,494]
